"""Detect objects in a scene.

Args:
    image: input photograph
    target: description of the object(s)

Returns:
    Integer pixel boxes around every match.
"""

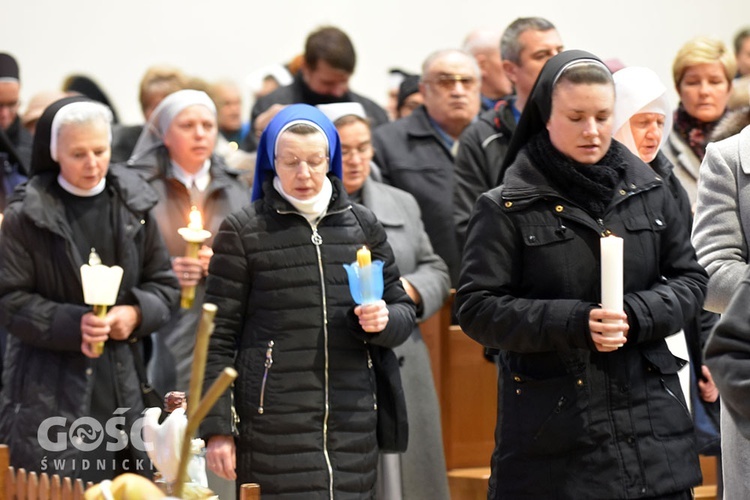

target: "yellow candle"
[357,246,371,268]
[177,208,212,309]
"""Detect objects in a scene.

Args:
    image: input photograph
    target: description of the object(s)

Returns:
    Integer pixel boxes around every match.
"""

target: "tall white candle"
[600,235,623,337]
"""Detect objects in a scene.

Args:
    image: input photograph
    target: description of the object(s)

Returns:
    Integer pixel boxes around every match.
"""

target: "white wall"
[2,0,749,124]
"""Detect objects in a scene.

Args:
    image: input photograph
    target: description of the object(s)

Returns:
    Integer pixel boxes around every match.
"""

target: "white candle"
[600,235,623,338]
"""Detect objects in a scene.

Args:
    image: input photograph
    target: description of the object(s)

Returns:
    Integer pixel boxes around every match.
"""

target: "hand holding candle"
[177,206,212,309]
[344,246,384,305]
[80,248,124,355]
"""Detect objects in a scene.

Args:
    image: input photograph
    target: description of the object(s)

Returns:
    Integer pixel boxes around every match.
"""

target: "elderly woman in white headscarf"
[0,96,178,481]
[614,66,722,462]
[612,67,690,215]
[127,89,249,396]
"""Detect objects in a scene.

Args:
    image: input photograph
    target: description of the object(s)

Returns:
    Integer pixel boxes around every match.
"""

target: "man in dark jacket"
[0,53,32,198]
[243,26,389,151]
[453,17,563,250]
[373,49,481,286]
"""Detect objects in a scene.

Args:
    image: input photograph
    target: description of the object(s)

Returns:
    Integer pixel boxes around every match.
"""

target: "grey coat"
[663,132,701,206]
[691,125,750,313]
[360,179,451,500]
[694,125,750,499]
[128,148,250,394]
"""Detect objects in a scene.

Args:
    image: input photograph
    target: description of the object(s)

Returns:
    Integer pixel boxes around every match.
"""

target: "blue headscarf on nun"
[251,104,343,201]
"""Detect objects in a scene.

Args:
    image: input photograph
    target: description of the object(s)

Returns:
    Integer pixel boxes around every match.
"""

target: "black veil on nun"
[29,95,92,177]
[498,50,607,185]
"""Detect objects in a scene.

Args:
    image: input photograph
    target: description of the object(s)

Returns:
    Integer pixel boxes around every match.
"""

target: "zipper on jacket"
[276,205,352,498]
[257,340,274,415]
[596,218,612,237]
[310,219,335,499]
[660,378,690,418]
[366,347,377,410]
[533,396,567,441]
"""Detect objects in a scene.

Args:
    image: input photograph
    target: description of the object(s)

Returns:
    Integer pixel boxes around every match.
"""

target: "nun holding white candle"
[0,96,178,482]
[456,51,708,499]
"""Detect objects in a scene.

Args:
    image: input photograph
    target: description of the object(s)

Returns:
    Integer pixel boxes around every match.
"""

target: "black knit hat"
[0,53,20,81]
[397,74,420,111]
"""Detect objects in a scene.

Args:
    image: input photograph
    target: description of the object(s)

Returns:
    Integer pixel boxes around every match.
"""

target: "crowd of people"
[1,16,750,500]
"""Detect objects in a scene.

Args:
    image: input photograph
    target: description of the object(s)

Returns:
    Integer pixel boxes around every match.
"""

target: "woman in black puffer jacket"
[200,104,415,499]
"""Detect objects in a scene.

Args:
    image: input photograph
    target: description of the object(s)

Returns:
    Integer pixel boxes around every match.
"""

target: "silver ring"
[183,272,190,279]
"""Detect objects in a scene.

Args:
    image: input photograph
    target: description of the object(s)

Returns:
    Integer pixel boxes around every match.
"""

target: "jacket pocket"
[506,369,591,456]
[642,345,693,439]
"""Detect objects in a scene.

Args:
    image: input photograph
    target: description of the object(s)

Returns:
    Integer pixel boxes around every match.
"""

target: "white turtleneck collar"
[273,175,333,223]
[57,175,106,197]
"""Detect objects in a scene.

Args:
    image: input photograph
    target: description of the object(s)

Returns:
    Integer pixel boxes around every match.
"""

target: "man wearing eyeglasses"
[453,17,564,252]
[0,53,31,208]
[372,49,481,286]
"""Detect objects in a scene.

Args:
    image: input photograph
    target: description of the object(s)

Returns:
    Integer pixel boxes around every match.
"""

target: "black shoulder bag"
[350,205,409,453]
[128,338,164,410]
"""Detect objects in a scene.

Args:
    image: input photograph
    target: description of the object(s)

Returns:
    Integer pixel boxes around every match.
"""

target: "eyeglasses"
[275,154,329,172]
[341,142,372,159]
[424,74,477,91]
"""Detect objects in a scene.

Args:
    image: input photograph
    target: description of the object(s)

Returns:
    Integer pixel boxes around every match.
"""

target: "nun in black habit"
[456,51,708,499]
[0,96,178,482]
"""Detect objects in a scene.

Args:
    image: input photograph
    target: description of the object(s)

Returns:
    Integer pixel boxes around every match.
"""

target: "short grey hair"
[500,17,557,64]
[421,49,481,81]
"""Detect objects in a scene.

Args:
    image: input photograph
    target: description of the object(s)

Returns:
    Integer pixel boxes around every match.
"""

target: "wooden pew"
[0,444,90,500]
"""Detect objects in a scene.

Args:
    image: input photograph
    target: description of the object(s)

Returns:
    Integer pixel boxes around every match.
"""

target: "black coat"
[372,106,461,285]
[0,166,179,476]
[201,176,415,498]
[453,99,517,253]
[456,145,707,499]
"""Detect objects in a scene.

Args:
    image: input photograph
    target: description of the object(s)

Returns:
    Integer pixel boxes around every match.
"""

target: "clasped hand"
[589,307,629,352]
[354,300,390,333]
[80,305,141,358]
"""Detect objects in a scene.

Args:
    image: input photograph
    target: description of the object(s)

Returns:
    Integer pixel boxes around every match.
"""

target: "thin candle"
[177,206,212,309]
[173,367,238,499]
[187,303,217,420]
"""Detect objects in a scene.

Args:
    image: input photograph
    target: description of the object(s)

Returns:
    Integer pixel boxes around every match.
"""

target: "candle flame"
[88,248,102,266]
[188,206,203,231]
